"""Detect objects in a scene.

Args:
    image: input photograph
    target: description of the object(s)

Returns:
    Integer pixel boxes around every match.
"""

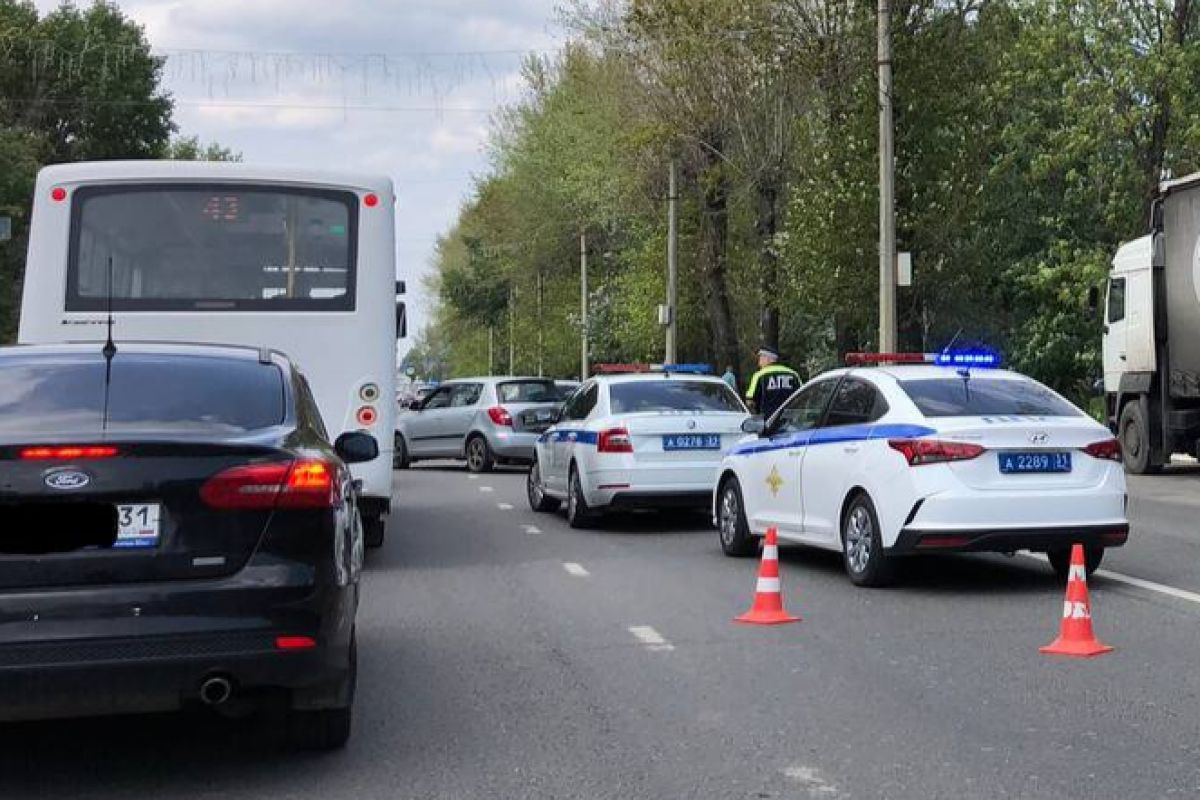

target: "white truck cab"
[1101,174,1200,472]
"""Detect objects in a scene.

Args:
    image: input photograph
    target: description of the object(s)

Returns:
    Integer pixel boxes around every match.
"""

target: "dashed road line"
[522,524,543,535]
[563,562,589,577]
[479,486,494,493]
[497,502,514,510]
[782,765,841,797]
[628,625,674,652]
[1021,553,1200,606]
[467,474,479,480]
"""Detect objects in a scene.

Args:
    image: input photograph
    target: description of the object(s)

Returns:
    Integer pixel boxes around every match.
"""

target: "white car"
[713,354,1129,586]
[527,368,750,526]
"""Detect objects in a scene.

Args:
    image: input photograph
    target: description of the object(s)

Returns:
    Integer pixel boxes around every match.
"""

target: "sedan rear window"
[497,380,557,403]
[610,380,745,414]
[899,378,1080,418]
[0,354,285,434]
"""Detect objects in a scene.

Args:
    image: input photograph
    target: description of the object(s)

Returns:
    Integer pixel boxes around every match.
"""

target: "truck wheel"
[1118,400,1156,474]
[393,434,410,470]
[362,512,386,549]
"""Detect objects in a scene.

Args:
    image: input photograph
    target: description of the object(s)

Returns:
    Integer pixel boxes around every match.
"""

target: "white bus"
[18,161,399,546]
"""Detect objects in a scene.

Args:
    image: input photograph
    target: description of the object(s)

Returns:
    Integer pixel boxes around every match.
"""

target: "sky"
[33,0,567,355]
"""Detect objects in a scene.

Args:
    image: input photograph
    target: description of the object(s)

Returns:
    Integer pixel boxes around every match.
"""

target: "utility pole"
[877,0,897,353]
[488,327,494,376]
[536,272,544,377]
[665,159,679,364]
[580,231,589,379]
[508,285,516,374]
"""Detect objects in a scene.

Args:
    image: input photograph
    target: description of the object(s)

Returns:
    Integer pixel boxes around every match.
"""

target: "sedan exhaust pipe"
[198,675,234,706]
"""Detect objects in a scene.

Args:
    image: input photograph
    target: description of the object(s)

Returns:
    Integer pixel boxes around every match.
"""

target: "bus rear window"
[66,185,357,312]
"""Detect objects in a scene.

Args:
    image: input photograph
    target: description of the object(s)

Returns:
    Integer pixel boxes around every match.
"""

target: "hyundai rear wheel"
[841,494,893,587]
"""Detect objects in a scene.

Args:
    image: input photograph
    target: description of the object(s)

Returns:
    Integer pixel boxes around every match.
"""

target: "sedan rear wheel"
[717,477,757,557]
[527,460,560,512]
[1047,545,1104,581]
[466,436,494,473]
[566,466,593,529]
[841,494,893,588]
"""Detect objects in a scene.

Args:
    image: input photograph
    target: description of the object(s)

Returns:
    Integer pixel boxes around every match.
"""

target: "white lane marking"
[628,625,674,652]
[563,562,589,577]
[479,486,494,493]
[468,474,479,480]
[497,502,514,510]
[782,765,841,797]
[522,524,543,535]
[1021,553,1200,606]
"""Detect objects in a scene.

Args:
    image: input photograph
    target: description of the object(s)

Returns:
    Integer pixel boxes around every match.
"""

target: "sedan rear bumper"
[888,523,1130,555]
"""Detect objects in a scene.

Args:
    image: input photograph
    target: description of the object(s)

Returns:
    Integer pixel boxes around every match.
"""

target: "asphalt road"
[1,463,1199,798]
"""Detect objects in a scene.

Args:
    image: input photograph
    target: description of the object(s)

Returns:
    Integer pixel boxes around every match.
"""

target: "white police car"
[713,352,1129,586]
[527,365,750,527]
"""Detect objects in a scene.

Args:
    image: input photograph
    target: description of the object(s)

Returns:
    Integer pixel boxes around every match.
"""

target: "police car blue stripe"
[537,429,599,445]
[727,423,936,456]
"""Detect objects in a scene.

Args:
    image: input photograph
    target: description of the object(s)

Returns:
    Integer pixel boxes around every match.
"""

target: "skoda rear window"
[497,380,557,403]
[899,378,1080,418]
[0,355,285,434]
[66,185,357,311]
[610,381,745,414]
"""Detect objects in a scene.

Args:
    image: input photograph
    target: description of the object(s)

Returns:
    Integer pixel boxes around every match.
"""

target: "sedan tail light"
[487,406,513,426]
[597,427,633,453]
[200,460,337,510]
[888,438,985,466]
[1082,438,1122,462]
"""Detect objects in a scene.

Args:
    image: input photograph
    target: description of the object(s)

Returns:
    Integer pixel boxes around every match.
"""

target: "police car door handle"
[843,445,860,454]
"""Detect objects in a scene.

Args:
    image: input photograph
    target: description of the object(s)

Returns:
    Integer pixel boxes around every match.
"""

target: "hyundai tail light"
[888,439,985,466]
[1082,438,1122,462]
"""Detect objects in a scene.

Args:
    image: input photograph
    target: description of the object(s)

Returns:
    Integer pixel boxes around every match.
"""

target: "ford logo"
[44,470,91,490]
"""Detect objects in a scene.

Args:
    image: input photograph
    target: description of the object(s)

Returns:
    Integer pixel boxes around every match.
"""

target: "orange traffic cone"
[1040,543,1113,657]
[735,527,800,625]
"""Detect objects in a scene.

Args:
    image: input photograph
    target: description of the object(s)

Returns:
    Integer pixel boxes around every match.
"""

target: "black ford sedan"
[0,343,376,750]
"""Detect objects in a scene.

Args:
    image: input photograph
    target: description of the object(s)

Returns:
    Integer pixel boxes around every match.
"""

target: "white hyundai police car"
[527,365,750,527]
[713,352,1129,587]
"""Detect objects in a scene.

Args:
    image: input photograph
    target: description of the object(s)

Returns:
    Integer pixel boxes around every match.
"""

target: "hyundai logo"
[44,470,91,490]
[1029,432,1049,445]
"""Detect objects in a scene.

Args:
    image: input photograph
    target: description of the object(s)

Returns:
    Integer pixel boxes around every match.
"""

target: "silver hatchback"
[394,377,566,472]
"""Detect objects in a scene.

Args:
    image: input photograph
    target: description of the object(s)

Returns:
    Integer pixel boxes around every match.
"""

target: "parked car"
[527,368,750,526]
[0,343,376,749]
[714,352,1128,586]
[394,376,562,472]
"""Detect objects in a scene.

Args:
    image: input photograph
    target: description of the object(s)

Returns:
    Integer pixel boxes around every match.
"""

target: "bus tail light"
[487,406,513,427]
[356,405,378,426]
[598,428,633,453]
[888,439,984,466]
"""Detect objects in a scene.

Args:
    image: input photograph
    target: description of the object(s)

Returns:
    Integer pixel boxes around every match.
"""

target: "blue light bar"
[933,350,1001,368]
[653,363,714,375]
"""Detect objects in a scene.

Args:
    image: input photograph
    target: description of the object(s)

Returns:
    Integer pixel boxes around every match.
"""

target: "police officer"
[745,346,800,418]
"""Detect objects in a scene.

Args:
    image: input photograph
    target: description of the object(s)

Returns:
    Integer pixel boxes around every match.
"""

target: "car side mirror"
[1086,285,1100,320]
[741,417,765,436]
[335,431,379,464]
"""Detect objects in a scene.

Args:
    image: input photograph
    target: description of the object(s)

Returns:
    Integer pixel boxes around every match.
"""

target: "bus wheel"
[362,513,386,549]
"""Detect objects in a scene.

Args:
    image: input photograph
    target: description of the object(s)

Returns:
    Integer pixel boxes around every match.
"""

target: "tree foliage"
[426,0,1200,403]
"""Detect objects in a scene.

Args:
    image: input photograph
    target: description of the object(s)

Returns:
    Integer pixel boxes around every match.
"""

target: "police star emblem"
[766,465,784,496]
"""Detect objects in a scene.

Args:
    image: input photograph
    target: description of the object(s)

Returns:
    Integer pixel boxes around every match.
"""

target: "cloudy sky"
[34,0,567,354]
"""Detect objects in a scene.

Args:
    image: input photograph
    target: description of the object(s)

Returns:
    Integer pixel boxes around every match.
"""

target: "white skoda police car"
[714,352,1129,586]
[527,365,749,527]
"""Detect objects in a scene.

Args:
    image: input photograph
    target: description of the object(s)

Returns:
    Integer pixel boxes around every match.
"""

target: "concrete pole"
[878,0,897,353]
[488,327,494,376]
[580,232,589,379]
[665,159,679,363]
[537,272,544,377]
[508,285,516,374]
